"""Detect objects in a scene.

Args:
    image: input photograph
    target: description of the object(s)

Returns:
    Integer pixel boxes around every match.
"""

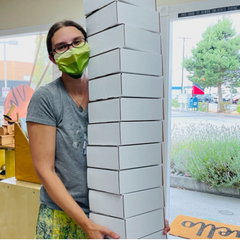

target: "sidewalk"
[168,187,240,239]
[172,108,240,118]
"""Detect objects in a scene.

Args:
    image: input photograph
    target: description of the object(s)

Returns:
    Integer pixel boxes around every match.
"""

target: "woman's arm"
[27,122,119,239]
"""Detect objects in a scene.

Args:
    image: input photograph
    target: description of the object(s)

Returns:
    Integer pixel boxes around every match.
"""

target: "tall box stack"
[84,1,166,238]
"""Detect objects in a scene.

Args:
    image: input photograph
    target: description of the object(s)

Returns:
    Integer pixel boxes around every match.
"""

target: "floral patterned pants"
[35,204,88,239]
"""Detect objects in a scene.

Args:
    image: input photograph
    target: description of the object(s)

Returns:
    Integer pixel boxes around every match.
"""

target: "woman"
[27,20,119,239]
[27,20,170,239]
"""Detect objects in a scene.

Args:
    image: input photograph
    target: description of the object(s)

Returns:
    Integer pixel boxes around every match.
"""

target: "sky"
[0,34,43,63]
[171,11,240,94]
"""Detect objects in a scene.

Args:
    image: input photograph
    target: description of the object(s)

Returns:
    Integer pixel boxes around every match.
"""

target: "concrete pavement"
[171,109,240,128]
[168,187,240,239]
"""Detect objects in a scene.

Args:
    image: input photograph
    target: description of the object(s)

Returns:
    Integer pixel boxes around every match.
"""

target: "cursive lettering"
[182,221,240,239]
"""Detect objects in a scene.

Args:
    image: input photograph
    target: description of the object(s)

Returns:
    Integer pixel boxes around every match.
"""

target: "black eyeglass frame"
[51,38,88,55]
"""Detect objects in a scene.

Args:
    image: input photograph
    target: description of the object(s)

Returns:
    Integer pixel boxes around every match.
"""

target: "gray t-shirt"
[26,77,89,214]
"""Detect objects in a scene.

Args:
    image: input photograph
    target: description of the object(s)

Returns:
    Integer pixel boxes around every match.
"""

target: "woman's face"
[51,26,85,56]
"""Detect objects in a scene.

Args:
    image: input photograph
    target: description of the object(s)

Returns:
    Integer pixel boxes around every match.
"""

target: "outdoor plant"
[172,99,180,109]
[218,101,231,113]
[236,101,240,114]
[182,17,240,103]
[170,123,240,189]
[197,102,208,112]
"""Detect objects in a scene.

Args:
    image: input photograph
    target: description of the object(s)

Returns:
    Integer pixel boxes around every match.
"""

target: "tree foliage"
[182,17,240,100]
[31,34,53,89]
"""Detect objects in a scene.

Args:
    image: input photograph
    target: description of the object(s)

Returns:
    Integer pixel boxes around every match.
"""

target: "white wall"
[0,0,207,33]
[0,0,84,36]
[157,0,204,6]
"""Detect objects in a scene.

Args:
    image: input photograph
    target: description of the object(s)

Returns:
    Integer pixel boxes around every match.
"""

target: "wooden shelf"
[0,174,6,180]
[15,123,41,184]
[0,177,40,239]
[0,143,15,149]
[0,149,15,180]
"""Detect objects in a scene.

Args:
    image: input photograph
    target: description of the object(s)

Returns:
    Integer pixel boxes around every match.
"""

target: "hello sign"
[169,215,240,239]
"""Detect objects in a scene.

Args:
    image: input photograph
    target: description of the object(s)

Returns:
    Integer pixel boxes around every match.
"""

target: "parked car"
[213,96,219,103]
[222,93,239,103]
[212,93,235,103]
[195,94,212,102]
[210,93,218,103]
[223,94,231,102]
[232,94,240,104]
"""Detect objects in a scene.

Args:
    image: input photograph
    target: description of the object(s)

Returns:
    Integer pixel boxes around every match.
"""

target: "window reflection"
[0,33,53,123]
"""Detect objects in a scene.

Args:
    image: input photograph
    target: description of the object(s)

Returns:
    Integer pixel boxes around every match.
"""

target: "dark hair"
[46,20,87,56]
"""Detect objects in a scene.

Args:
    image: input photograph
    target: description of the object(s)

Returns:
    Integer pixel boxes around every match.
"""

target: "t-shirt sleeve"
[26,87,57,127]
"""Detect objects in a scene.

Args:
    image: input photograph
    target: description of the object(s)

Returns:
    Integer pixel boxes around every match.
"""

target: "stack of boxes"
[84,0,166,238]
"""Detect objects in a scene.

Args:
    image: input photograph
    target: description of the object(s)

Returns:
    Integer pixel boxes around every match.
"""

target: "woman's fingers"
[101,226,119,239]
[163,219,171,235]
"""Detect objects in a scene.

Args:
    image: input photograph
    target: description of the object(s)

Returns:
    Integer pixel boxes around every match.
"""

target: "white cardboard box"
[89,98,163,123]
[87,143,162,170]
[89,187,164,218]
[87,165,162,194]
[89,73,163,101]
[86,1,160,36]
[83,0,157,16]
[90,209,164,239]
[88,121,162,145]
[141,230,167,239]
[88,24,161,57]
[88,48,162,79]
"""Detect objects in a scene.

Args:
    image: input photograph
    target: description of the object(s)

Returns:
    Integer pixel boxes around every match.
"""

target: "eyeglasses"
[51,38,87,54]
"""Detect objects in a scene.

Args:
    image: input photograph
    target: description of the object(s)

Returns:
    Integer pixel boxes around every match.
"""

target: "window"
[0,33,53,123]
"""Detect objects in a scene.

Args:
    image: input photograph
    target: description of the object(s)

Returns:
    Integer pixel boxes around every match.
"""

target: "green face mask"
[54,43,90,79]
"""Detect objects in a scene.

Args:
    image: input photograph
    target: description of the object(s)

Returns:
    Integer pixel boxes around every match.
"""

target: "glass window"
[170,12,240,192]
[0,33,53,124]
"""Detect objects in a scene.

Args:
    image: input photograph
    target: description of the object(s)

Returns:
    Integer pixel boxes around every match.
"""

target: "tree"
[30,34,53,89]
[182,17,240,102]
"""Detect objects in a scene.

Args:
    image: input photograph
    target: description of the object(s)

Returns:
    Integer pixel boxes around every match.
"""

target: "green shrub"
[218,101,231,113]
[172,99,180,108]
[170,123,240,189]
[236,101,240,113]
[198,102,208,112]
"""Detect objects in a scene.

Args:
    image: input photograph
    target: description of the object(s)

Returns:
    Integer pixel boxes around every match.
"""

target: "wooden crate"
[0,124,14,135]
[0,177,40,239]
[0,149,15,180]
[15,123,41,184]
[0,134,14,145]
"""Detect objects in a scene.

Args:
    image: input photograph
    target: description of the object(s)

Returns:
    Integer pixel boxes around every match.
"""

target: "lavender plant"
[170,123,240,189]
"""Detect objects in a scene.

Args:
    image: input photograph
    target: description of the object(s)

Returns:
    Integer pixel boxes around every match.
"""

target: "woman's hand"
[163,219,171,235]
[84,222,119,239]
[85,219,170,238]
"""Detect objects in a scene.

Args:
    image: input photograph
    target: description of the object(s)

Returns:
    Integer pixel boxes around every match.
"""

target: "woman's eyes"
[55,39,84,52]
[73,40,82,45]
[57,45,67,50]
